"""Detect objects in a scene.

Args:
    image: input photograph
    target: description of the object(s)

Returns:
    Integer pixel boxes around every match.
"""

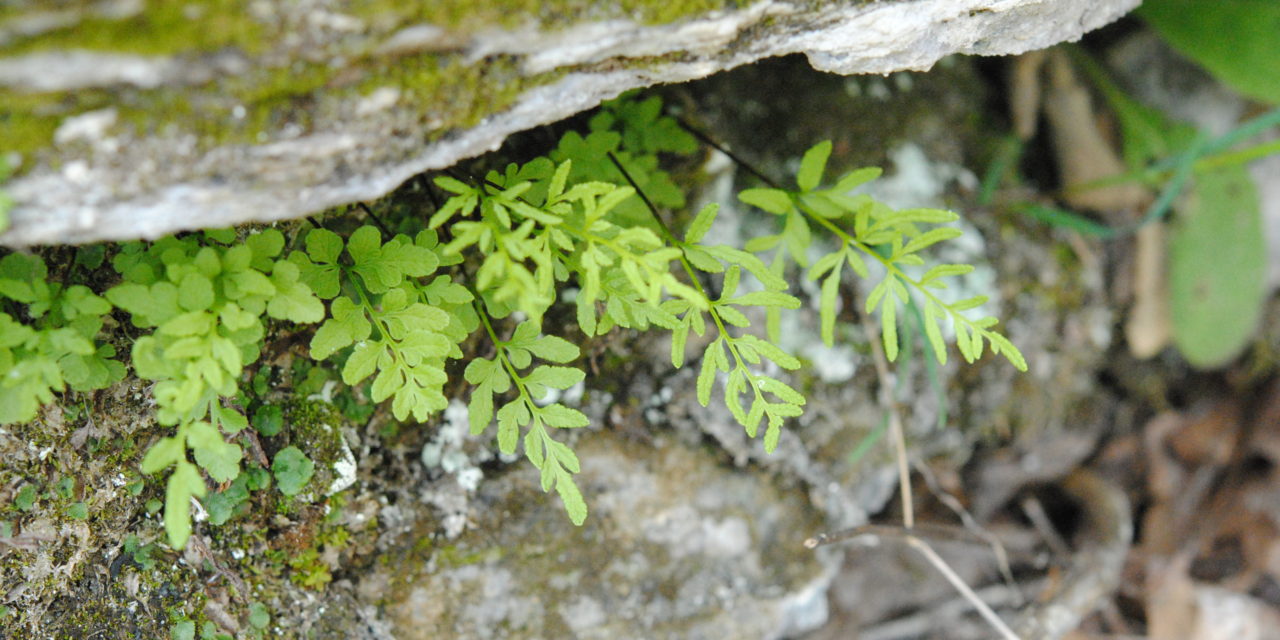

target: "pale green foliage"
[430,158,702,327]
[551,94,697,228]
[466,319,589,524]
[739,141,1027,372]
[0,252,124,423]
[0,93,1026,548]
[272,446,315,496]
[291,226,476,421]
[109,228,324,548]
[0,157,11,234]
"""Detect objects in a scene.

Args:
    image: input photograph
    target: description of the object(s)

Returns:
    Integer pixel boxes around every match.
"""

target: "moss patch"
[2,0,265,57]
[350,0,755,31]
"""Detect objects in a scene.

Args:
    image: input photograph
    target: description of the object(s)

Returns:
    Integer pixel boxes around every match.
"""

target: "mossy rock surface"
[0,0,1137,247]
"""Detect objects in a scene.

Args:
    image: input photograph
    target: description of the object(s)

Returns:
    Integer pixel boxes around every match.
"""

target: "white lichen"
[326,436,358,496]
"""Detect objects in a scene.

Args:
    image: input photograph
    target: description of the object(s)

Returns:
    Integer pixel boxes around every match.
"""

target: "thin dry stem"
[860,316,913,528]
[916,460,1022,604]
[845,314,1021,638]
[905,535,1022,640]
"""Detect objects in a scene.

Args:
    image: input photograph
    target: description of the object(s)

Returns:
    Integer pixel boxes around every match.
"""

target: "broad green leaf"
[141,436,184,473]
[165,461,207,549]
[216,405,249,433]
[1139,0,1280,104]
[920,263,974,286]
[1169,167,1267,368]
[865,278,889,314]
[715,305,750,328]
[922,304,948,366]
[756,376,805,405]
[248,603,271,630]
[797,141,832,192]
[555,470,587,526]
[735,335,801,370]
[107,283,170,326]
[247,229,285,261]
[820,268,841,346]
[272,446,314,496]
[65,286,111,317]
[204,228,236,244]
[885,208,959,226]
[988,332,1028,371]
[955,323,974,363]
[171,621,195,640]
[685,203,719,244]
[763,415,782,453]
[696,341,721,406]
[305,228,344,264]
[525,365,585,390]
[684,246,725,274]
[343,341,381,385]
[229,269,276,299]
[834,167,883,192]
[539,404,589,428]
[497,401,529,454]
[188,421,242,483]
[310,298,370,359]
[950,295,988,312]
[346,226,382,266]
[268,278,324,323]
[900,227,962,256]
[468,386,495,435]
[464,357,497,385]
[253,405,283,437]
[881,296,898,361]
[728,291,801,310]
[738,188,793,215]
[806,251,843,281]
[369,364,404,403]
[528,334,579,363]
[671,322,690,368]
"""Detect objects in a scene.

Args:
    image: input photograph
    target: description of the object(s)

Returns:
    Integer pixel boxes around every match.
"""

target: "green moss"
[1,0,759,172]
[433,543,506,569]
[0,88,119,160]
[1,48,562,175]
[3,0,264,57]
[349,0,754,31]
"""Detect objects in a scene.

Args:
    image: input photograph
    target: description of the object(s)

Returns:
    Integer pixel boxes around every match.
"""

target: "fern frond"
[738,141,1028,372]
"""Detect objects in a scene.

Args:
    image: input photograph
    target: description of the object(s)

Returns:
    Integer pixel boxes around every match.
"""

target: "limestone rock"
[0,0,1137,247]
[363,431,831,639]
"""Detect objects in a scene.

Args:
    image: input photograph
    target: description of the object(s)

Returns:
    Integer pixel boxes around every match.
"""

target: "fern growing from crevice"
[290,225,475,422]
[0,92,1026,548]
[737,141,1027,371]
[0,252,124,423]
[106,228,324,548]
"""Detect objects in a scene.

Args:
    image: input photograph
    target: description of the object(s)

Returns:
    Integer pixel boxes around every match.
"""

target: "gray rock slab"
[0,0,1137,247]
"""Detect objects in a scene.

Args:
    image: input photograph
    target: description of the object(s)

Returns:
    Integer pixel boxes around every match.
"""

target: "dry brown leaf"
[1168,402,1242,467]
[1145,412,1187,502]
[1146,553,1199,640]
[1126,222,1172,358]
[1041,50,1149,216]
[1009,49,1048,140]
